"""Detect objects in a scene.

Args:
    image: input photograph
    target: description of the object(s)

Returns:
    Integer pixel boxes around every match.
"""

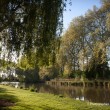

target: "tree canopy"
[0,0,67,64]
[58,2,110,79]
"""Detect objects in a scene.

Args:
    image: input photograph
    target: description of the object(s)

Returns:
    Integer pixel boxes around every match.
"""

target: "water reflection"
[20,83,110,105]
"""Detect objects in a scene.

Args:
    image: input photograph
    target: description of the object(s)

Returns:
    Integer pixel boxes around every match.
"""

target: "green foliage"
[15,67,40,83]
[0,59,16,70]
[29,85,36,92]
[19,86,23,89]
[86,62,110,79]
[101,0,110,4]
[39,66,59,81]
[1,0,110,81]
[0,0,67,66]
[68,71,86,80]
[58,1,110,80]
[18,52,36,70]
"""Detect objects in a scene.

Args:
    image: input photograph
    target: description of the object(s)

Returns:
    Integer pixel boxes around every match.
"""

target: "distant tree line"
[57,0,110,80]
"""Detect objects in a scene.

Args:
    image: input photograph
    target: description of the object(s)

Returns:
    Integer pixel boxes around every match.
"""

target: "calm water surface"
[21,83,110,105]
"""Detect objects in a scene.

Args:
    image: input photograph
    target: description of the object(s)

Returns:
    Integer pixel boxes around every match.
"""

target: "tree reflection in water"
[20,83,110,105]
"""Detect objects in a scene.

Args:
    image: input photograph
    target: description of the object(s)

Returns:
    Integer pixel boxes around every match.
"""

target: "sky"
[63,0,101,30]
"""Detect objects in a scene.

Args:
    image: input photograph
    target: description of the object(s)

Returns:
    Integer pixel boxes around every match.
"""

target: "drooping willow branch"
[0,0,68,65]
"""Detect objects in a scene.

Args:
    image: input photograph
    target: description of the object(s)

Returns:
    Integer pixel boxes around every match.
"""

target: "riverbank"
[0,85,110,110]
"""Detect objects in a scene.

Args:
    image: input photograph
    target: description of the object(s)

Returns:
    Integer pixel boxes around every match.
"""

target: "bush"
[30,88,35,92]
[29,85,36,92]
[23,88,29,90]
[20,86,23,89]
[69,70,82,79]
[59,94,64,98]
[34,88,38,92]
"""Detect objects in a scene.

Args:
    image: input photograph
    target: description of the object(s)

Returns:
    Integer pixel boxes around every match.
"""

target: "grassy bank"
[0,85,110,110]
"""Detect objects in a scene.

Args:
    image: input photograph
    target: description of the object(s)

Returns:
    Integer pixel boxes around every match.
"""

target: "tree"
[58,2,110,79]
[0,0,68,65]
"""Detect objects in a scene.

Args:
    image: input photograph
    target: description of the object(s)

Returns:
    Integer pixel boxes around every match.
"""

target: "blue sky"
[63,0,101,30]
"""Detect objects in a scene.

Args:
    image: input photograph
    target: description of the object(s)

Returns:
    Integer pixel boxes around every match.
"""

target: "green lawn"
[0,84,110,110]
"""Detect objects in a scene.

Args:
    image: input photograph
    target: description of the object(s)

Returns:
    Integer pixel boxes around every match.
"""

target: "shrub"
[20,86,23,89]
[30,88,35,92]
[23,88,29,90]
[29,85,36,92]
[59,94,64,98]
[34,88,38,92]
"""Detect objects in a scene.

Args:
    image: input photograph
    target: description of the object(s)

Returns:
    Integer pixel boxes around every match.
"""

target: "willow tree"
[0,0,68,66]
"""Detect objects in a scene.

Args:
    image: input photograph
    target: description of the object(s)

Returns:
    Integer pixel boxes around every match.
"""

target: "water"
[1,82,110,105]
[22,83,110,105]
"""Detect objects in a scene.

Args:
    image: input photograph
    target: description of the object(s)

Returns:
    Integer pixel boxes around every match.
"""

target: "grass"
[0,85,110,110]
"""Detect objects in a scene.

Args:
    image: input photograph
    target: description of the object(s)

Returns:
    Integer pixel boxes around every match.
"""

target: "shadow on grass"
[0,87,19,110]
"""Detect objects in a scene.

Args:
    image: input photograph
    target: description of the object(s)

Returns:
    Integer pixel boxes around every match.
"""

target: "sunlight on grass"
[0,85,110,110]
